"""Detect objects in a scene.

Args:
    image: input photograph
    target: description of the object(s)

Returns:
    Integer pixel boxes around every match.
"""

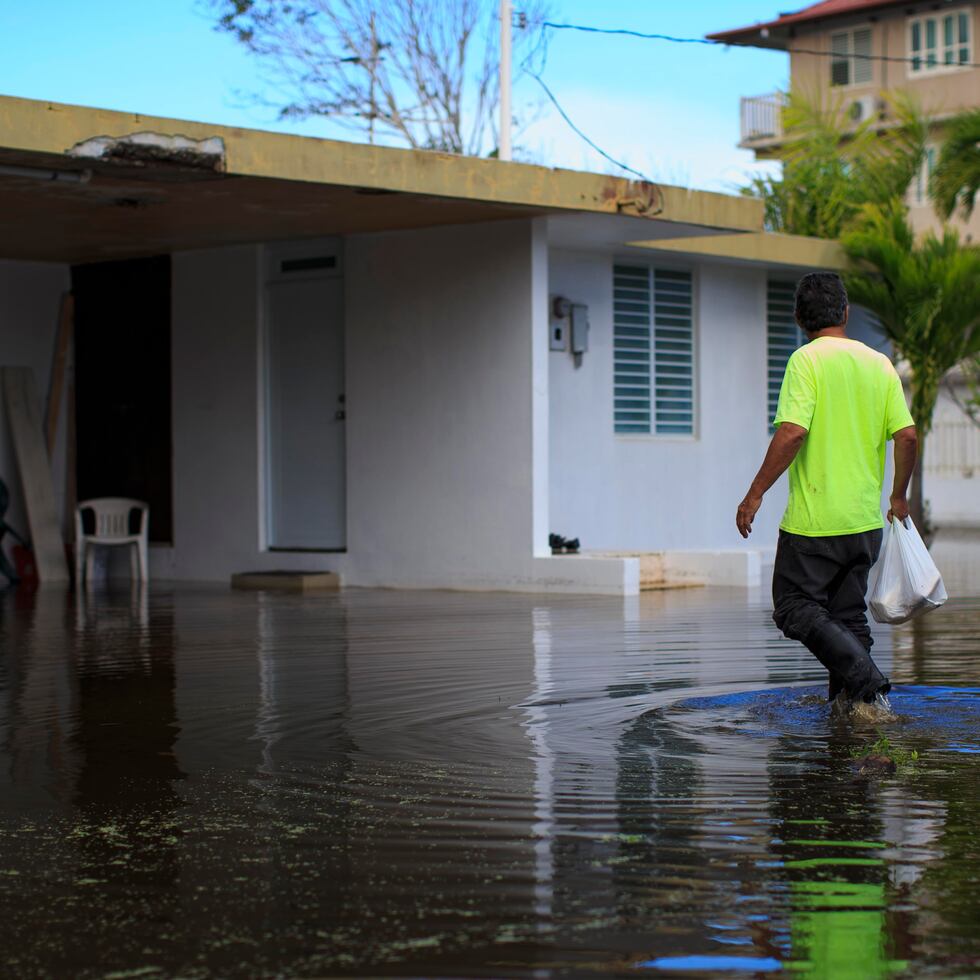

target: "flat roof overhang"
[0,95,764,264]
[629,231,846,269]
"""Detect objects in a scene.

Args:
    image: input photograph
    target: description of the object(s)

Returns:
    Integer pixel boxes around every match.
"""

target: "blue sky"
[0,0,788,192]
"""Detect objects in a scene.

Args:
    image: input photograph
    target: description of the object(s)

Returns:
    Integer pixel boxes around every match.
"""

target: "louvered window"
[767,279,803,432]
[831,27,873,85]
[613,265,695,435]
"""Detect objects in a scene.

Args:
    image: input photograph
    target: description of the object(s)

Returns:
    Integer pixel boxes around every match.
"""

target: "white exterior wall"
[0,260,71,544]
[343,219,541,588]
[548,250,787,555]
[342,219,630,592]
[156,227,633,593]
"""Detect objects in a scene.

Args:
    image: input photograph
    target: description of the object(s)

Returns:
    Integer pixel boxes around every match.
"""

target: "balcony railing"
[740,93,788,146]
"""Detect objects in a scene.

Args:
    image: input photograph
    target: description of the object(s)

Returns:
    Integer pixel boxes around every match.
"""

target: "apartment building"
[709,0,980,239]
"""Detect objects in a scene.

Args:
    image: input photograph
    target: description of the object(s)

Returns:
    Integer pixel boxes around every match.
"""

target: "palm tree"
[743,91,927,239]
[842,200,980,530]
[930,108,980,221]
[931,109,980,429]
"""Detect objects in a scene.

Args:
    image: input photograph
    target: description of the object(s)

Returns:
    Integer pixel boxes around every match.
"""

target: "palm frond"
[930,108,980,220]
[843,200,980,391]
[744,90,927,240]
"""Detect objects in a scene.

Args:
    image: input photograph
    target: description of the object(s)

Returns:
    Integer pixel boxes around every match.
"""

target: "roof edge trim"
[0,94,763,233]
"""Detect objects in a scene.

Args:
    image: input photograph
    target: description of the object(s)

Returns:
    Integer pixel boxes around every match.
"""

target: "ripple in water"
[665,685,980,754]
[1,582,979,977]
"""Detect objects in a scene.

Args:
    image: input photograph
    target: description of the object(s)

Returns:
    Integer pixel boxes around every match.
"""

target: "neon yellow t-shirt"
[774,336,914,537]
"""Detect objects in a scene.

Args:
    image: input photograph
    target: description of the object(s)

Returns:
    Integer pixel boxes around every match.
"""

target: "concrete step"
[231,570,340,592]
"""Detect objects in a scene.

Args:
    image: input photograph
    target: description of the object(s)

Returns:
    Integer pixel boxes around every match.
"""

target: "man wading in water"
[736,272,917,705]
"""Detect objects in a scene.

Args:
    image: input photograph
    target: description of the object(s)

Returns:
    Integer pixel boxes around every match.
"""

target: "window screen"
[853,28,873,83]
[614,265,695,435]
[831,32,851,85]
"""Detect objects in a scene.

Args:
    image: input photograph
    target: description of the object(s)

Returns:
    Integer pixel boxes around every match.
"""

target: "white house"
[1,95,879,597]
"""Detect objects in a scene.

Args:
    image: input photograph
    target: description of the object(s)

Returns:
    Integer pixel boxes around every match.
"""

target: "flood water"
[0,533,977,978]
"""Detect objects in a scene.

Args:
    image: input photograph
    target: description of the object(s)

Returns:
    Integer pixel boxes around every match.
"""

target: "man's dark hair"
[794,272,848,334]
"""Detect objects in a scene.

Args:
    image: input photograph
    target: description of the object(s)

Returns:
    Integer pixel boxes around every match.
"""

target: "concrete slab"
[589,549,762,588]
[231,570,340,592]
[663,549,762,588]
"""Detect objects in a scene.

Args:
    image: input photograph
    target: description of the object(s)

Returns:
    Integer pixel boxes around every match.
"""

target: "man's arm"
[736,422,808,539]
[888,425,917,523]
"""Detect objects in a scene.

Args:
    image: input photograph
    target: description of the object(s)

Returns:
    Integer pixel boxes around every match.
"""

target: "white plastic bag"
[868,516,947,624]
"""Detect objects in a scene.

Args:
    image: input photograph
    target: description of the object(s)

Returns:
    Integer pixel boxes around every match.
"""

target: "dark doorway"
[72,256,173,544]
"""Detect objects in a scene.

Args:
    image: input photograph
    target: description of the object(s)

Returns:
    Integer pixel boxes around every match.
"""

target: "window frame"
[913,143,939,206]
[907,7,973,77]
[766,277,804,435]
[829,25,874,88]
[612,259,699,441]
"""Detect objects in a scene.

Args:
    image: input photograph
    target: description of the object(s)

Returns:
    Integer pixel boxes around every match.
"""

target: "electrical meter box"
[570,303,589,355]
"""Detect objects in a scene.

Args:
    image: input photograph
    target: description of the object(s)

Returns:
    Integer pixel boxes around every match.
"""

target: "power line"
[525,16,977,209]
[541,21,980,69]
[526,69,664,211]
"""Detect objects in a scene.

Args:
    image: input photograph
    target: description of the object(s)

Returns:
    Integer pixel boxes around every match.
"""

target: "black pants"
[772,528,889,701]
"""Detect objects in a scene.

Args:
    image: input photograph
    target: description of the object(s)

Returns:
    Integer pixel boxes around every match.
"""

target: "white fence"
[927,418,980,477]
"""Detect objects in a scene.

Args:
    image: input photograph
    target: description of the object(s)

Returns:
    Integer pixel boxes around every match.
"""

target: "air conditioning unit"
[848,95,876,123]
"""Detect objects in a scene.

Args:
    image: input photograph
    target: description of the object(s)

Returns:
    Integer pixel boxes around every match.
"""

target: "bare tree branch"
[208,0,550,155]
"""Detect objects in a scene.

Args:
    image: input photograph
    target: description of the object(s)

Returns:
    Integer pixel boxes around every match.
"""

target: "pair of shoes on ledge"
[549,533,580,555]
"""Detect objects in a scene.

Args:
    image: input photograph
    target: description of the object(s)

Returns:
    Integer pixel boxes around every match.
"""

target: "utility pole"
[499,0,512,161]
[368,12,378,145]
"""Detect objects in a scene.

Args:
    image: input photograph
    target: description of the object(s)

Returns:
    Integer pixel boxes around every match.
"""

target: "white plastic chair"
[75,498,149,587]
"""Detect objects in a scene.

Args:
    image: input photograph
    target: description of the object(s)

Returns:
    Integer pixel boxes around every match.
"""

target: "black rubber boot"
[805,619,890,703]
[828,673,845,703]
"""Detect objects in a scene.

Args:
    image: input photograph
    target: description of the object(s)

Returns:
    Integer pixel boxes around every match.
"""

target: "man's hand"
[736,493,762,539]
[888,493,910,524]
[736,423,807,541]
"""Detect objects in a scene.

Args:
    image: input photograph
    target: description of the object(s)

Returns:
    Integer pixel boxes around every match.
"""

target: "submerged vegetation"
[851,732,920,769]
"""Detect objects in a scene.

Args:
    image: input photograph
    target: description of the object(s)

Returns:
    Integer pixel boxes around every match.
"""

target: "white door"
[266,277,346,550]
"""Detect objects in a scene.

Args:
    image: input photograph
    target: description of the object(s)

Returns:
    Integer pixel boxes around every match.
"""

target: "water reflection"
[769,726,899,978]
[0,568,976,976]
[72,584,181,805]
[1,587,79,807]
[528,607,555,926]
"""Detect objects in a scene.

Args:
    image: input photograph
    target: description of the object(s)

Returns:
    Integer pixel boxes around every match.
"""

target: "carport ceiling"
[0,148,539,264]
